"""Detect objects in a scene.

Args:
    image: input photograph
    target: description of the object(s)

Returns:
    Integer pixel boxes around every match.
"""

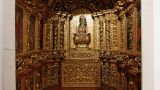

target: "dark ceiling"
[38,0,117,13]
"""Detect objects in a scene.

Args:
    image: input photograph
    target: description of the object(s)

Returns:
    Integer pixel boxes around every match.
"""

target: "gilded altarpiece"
[62,12,101,87]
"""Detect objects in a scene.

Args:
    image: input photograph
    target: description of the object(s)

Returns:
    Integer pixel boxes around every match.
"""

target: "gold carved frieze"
[65,50,99,59]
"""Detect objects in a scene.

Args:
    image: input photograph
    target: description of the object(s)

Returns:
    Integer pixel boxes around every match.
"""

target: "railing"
[100,50,141,90]
[16,50,141,90]
[16,50,64,90]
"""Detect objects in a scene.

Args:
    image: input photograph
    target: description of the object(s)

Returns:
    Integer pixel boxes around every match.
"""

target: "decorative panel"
[46,62,61,86]
[62,59,101,87]
[101,62,110,85]
[66,50,99,59]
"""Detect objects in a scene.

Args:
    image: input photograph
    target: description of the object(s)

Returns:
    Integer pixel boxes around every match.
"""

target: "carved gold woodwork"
[44,19,53,49]
[66,50,99,59]
[105,13,111,50]
[132,7,138,52]
[110,13,119,50]
[52,15,59,50]
[92,14,100,50]
[46,63,60,86]
[119,15,127,51]
[23,10,30,52]
[101,62,110,85]
[99,15,107,50]
[62,59,101,87]
[34,16,41,50]
[64,15,71,50]
[73,33,91,48]
[73,14,91,48]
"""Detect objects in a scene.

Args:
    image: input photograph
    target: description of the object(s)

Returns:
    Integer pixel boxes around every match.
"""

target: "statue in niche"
[78,13,87,33]
[73,13,91,48]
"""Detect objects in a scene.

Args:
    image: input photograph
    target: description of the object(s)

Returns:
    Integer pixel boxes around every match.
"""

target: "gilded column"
[132,7,138,52]
[110,13,118,50]
[64,15,71,50]
[122,14,127,51]
[59,15,65,50]
[99,13,106,50]
[52,15,59,50]
[57,15,61,50]
[119,14,126,51]
[92,14,100,50]
[34,16,41,50]
[104,13,111,50]
[43,20,46,49]
[43,19,53,50]
[117,19,121,50]
[23,10,30,52]
[126,9,135,51]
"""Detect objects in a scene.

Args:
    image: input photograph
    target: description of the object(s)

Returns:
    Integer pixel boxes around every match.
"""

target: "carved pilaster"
[119,14,127,51]
[43,19,53,50]
[23,10,30,52]
[64,15,71,50]
[109,59,118,88]
[99,14,106,50]
[52,15,59,50]
[34,16,41,50]
[92,14,100,50]
[126,8,135,51]
[132,7,138,52]
[110,13,118,50]
[104,13,111,50]
[57,15,61,50]
[59,15,65,50]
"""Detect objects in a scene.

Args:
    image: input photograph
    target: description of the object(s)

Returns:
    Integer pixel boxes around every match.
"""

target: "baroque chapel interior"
[16,0,141,90]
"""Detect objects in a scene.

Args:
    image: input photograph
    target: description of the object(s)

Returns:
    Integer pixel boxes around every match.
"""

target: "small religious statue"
[78,14,87,33]
[73,13,91,48]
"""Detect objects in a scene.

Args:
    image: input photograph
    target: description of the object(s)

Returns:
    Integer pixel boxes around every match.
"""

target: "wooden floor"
[44,85,116,90]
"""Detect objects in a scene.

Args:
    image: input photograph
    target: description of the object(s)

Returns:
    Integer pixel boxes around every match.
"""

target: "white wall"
[3,0,16,90]
[154,0,160,90]
[142,0,154,90]
[0,0,4,89]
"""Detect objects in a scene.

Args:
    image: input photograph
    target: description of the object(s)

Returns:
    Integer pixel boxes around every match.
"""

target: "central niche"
[70,14,94,49]
[73,13,91,48]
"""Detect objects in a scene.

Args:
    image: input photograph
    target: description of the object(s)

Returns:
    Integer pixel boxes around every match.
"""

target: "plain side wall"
[3,0,16,90]
[154,0,160,90]
[142,0,154,90]
[0,0,4,89]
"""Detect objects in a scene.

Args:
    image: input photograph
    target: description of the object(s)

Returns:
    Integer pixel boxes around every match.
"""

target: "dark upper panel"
[38,0,117,13]
[17,0,117,18]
